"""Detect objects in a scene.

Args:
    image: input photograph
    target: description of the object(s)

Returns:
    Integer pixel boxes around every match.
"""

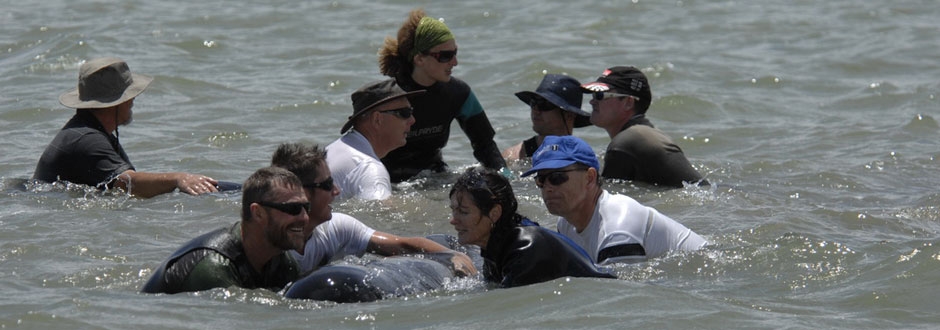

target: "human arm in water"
[114,169,220,198]
[367,231,478,276]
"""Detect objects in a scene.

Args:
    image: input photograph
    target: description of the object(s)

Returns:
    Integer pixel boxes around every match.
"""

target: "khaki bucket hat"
[58,57,153,109]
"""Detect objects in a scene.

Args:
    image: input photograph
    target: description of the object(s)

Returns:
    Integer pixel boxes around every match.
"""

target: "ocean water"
[1,0,939,329]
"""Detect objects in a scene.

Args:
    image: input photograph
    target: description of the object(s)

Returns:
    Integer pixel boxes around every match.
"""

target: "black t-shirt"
[33,111,134,187]
[521,135,540,159]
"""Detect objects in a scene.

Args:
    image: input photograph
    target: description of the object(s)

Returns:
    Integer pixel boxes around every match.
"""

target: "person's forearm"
[114,170,180,198]
[369,234,450,256]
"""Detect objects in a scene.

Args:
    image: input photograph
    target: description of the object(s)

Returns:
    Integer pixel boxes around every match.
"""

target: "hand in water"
[450,251,478,277]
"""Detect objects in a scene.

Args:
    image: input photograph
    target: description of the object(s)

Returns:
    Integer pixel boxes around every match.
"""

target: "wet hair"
[449,167,525,233]
[242,166,302,222]
[270,142,327,184]
[379,8,424,79]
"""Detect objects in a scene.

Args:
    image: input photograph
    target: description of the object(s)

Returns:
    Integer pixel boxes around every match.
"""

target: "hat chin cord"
[560,111,572,135]
[113,107,120,139]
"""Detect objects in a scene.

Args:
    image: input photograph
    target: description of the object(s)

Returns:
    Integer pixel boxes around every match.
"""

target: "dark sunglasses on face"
[303,176,334,192]
[529,99,558,112]
[257,201,310,216]
[423,49,457,63]
[592,91,637,102]
[378,106,413,119]
[534,169,586,187]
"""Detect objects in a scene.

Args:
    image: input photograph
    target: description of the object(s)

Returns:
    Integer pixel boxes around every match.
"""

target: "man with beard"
[141,167,308,294]
[271,143,476,276]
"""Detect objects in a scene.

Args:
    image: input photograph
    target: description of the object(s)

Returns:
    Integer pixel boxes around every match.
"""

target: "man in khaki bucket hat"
[33,57,223,198]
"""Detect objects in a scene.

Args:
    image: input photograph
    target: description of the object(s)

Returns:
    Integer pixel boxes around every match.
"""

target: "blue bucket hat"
[521,135,600,177]
[514,74,591,128]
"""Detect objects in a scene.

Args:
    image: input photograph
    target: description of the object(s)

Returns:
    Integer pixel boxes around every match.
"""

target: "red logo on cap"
[601,69,612,77]
[581,82,610,92]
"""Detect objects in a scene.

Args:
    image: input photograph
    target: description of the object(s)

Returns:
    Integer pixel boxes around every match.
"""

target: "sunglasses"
[257,201,311,216]
[534,169,587,187]
[528,99,558,112]
[423,49,457,63]
[592,92,638,102]
[303,176,334,192]
[379,106,413,119]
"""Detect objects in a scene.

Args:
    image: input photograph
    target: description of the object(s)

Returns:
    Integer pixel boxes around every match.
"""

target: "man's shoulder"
[598,191,643,209]
[596,192,648,223]
[612,124,668,145]
[318,213,369,233]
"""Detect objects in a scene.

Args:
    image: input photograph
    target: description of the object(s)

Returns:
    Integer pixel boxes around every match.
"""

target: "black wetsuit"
[33,111,134,187]
[520,135,540,159]
[603,115,707,187]
[482,218,615,288]
[141,222,301,294]
[383,74,506,182]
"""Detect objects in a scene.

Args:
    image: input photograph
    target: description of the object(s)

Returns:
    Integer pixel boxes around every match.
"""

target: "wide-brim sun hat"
[59,57,153,109]
[514,74,591,128]
[340,79,426,134]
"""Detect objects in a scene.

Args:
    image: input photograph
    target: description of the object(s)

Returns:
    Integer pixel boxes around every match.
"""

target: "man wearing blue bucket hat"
[502,74,592,162]
[522,135,707,264]
[581,66,706,187]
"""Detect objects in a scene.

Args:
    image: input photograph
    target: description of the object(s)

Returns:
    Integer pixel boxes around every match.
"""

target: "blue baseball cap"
[521,135,600,177]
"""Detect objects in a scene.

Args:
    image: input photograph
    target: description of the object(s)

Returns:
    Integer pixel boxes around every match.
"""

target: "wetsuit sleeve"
[495,227,614,288]
[456,108,507,170]
[173,251,240,292]
[494,229,553,287]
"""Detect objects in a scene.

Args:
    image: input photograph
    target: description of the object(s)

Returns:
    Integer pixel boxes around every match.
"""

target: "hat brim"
[514,91,591,128]
[59,73,153,109]
[580,81,611,93]
[340,89,426,134]
[521,159,578,177]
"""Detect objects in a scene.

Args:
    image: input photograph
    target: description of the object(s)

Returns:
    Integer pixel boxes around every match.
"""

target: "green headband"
[409,16,455,61]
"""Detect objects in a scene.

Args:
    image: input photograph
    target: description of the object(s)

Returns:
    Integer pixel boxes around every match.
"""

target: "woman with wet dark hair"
[448,167,615,288]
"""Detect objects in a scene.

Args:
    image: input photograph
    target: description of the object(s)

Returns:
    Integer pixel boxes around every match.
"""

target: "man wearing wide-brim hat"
[33,57,221,198]
[502,73,592,163]
[326,79,425,201]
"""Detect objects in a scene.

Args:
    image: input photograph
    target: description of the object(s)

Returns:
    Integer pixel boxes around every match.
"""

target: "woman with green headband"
[378,9,507,183]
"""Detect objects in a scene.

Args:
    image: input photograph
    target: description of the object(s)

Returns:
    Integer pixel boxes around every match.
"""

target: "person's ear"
[488,204,502,223]
[623,96,636,110]
[585,168,598,187]
[250,203,267,223]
